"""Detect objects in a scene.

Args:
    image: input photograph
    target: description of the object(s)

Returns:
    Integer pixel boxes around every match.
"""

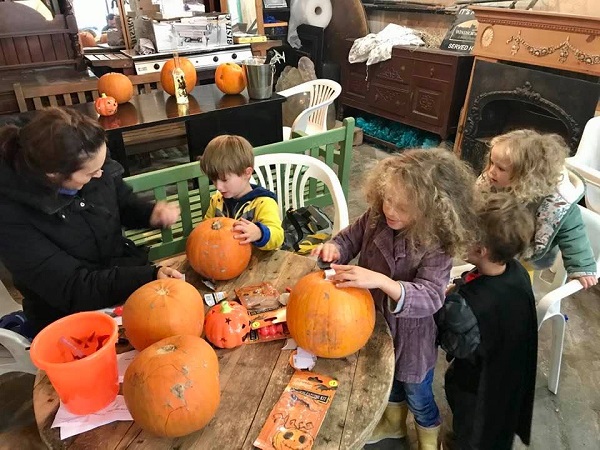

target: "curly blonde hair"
[480,129,569,203]
[364,148,478,256]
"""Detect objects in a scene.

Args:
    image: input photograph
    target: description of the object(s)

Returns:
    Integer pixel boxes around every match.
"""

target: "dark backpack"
[281,205,333,254]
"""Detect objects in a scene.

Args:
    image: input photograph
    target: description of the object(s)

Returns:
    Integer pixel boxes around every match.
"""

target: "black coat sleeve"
[435,292,481,359]
[114,175,155,230]
[0,212,157,313]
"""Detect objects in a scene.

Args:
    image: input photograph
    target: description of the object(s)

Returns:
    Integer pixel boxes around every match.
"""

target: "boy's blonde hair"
[476,192,534,264]
[364,148,478,256]
[199,135,254,181]
[481,129,569,203]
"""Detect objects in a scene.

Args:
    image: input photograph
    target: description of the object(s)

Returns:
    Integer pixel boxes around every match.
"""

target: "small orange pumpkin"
[160,57,197,96]
[215,62,246,95]
[186,217,252,281]
[204,300,250,348]
[94,93,118,116]
[97,72,134,104]
[122,278,205,351]
[286,271,375,358]
[78,31,96,48]
[123,335,220,437]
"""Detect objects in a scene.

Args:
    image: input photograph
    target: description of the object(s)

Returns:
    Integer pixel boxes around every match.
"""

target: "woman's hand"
[157,266,184,280]
[311,243,341,262]
[232,218,262,244]
[573,274,598,289]
[150,201,180,228]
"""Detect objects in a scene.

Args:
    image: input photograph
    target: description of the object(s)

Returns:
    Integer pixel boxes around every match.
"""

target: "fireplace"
[455,7,600,173]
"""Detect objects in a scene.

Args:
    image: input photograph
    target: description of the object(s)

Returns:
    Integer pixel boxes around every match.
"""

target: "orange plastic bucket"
[30,311,119,415]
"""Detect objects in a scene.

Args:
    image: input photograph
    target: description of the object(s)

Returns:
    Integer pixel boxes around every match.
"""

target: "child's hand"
[312,243,341,262]
[233,218,262,244]
[573,274,598,289]
[329,264,385,289]
[150,201,180,228]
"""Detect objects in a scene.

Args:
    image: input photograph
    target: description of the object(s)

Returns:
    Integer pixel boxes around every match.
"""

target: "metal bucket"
[242,57,275,100]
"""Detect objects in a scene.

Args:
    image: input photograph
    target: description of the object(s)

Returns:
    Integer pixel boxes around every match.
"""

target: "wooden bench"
[123,118,355,261]
[13,74,186,156]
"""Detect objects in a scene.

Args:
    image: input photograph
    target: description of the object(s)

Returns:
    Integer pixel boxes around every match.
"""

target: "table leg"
[186,102,284,161]
[107,130,129,176]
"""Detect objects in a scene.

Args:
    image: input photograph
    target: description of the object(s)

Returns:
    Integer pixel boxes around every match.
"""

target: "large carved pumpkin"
[186,217,252,281]
[122,279,205,351]
[123,335,220,437]
[215,63,246,95]
[204,300,250,348]
[160,57,197,96]
[286,271,375,358]
[97,72,134,104]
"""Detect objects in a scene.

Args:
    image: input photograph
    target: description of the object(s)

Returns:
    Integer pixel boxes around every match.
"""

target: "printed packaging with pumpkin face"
[254,371,338,450]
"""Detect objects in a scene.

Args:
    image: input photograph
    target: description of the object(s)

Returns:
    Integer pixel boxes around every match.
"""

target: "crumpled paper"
[51,395,132,440]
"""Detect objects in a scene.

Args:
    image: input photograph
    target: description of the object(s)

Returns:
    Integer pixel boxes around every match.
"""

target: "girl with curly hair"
[478,129,596,288]
[313,148,478,449]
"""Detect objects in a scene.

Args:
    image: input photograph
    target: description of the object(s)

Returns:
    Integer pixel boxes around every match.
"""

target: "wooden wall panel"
[39,35,57,62]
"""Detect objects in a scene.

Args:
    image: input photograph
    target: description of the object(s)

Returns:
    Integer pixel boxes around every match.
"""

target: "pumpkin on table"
[286,271,375,358]
[186,217,252,281]
[78,31,96,48]
[123,335,220,437]
[122,278,205,351]
[97,72,134,104]
[160,56,197,96]
[204,300,250,348]
[94,93,118,116]
[215,62,246,95]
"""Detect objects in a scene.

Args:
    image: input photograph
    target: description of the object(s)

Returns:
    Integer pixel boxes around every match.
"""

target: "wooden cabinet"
[340,42,473,140]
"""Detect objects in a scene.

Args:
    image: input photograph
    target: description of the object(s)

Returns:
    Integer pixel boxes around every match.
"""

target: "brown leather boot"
[366,401,408,444]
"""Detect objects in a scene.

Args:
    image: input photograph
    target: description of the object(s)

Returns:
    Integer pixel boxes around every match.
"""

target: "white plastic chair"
[535,205,600,394]
[566,116,600,213]
[278,79,342,140]
[0,280,36,375]
[253,153,349,235]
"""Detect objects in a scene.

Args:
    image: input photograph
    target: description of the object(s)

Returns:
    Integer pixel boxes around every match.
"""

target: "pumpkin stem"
[100,93,107,98]
[211,219,223,230]
[220,300,232,314]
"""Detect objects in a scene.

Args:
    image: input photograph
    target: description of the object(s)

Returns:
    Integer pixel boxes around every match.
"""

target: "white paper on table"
[51,395,133,440]
[117,350,139,382]
[293,346,317,370]
[281,338,297,350]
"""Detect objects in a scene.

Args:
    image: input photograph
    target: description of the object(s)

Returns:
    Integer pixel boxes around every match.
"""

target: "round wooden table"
[34,251,395,450]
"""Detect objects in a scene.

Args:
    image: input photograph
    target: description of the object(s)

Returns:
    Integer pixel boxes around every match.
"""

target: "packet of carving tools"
[245,307,290,344]
[254,371,338,450]
[235,282,281,313]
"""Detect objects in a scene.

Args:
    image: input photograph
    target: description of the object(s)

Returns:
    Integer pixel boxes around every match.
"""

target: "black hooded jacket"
[0,158,157,334]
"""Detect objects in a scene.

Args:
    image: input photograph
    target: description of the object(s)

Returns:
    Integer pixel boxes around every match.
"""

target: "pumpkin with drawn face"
[94,93,118,116]
[272,428,314,450]
[204,300,249,349]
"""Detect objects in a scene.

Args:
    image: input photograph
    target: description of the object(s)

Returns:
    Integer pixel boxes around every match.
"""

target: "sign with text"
[440,7,478,54]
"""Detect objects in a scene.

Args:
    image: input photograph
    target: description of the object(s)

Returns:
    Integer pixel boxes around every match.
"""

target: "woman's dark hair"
[0,107,106,186]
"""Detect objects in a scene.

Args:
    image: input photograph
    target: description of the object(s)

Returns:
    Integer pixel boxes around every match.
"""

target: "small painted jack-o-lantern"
[272,428,314,450]
[94,93,118,116]
[204,300,250,349]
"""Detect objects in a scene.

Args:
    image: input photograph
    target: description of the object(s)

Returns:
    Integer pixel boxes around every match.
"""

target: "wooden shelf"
[264,21,288,28]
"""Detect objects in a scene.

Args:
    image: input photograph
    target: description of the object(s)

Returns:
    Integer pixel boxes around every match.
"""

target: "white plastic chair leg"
[548,314,566,394]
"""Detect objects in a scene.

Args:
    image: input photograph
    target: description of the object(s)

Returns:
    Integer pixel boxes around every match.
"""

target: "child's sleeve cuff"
[253,222,271,247]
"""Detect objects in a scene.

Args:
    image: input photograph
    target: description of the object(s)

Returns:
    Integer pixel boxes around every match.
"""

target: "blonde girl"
[479,129,597,288]
[313,148,478,449]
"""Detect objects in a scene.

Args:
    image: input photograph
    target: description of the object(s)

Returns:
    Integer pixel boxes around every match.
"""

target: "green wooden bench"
[123,117,355,261]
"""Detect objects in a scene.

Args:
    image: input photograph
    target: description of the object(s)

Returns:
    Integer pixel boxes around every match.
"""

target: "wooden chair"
[123,118,355,261]
[13,73,187,158]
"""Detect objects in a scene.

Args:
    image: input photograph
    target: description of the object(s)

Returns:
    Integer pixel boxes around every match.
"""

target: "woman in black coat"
[0,107,182,335]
